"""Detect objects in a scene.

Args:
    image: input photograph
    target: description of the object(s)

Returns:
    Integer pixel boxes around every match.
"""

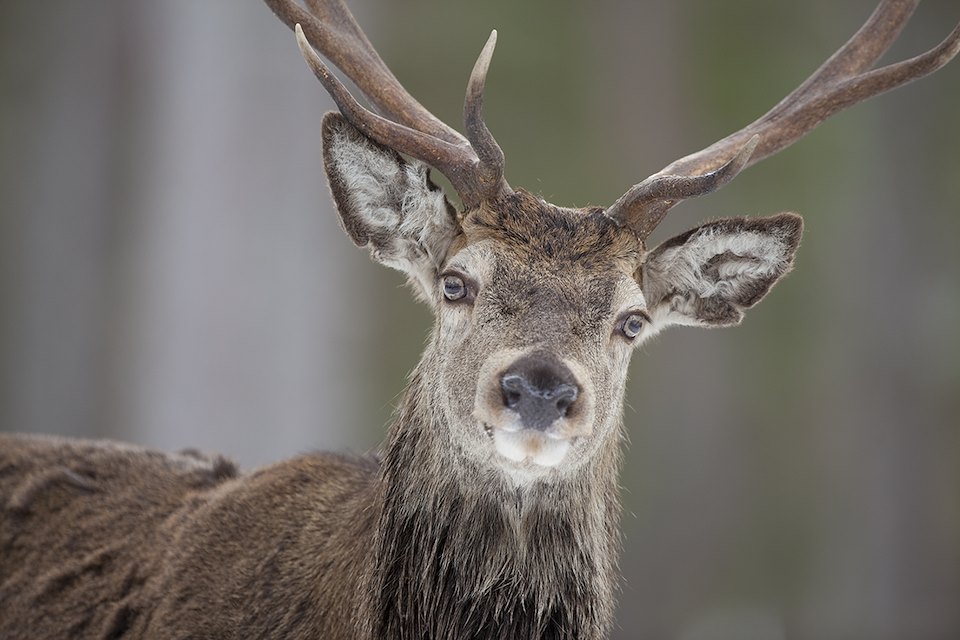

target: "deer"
[1,1,957,638]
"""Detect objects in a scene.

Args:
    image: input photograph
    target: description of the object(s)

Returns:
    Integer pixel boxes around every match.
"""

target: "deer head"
[265,0,959,482]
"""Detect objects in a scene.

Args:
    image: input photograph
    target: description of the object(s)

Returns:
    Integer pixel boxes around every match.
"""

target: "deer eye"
[442,274,468,302]
[619,312,647,340]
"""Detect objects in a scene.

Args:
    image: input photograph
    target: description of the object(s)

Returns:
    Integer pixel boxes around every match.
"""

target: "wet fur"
[363,372,621,639]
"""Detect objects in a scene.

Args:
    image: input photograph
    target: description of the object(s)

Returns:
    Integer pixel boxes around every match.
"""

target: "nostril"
[499,368,580,431]
[552,384,578,416]
[501,374,524,409]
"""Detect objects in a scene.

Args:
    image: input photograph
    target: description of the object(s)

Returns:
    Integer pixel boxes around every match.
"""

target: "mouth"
[483,423,572,468]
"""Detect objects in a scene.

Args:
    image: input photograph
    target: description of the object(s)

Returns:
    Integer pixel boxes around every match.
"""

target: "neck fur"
[359,372,623,640]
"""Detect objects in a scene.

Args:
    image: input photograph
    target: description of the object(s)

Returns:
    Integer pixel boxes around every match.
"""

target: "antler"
[607,0,960,240]
[264,0,510,210]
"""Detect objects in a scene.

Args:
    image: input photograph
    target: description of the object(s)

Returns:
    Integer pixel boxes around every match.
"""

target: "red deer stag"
[1,1,957,638]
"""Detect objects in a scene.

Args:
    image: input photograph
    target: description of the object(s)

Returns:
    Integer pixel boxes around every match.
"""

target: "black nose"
[500,351,580,431]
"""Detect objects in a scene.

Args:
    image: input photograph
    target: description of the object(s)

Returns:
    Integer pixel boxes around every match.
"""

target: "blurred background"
[1,0,958,638]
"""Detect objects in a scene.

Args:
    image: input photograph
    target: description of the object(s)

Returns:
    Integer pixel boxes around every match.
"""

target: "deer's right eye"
[615,310,651,341]
[442,274,469,302]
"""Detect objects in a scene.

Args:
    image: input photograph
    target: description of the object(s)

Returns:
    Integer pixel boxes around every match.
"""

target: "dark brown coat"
[1,434,380,638]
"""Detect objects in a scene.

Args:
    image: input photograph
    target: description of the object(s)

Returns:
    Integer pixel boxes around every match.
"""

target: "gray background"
[1,1,958,638]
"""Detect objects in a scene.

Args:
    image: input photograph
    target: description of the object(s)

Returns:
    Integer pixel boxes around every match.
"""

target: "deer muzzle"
[474,349,595,468]
[499,352,580,431]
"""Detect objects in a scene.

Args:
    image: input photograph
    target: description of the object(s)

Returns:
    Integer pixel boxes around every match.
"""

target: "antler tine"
[269,0,511,209]
[770,0,919,108]
[294,25,495,208]
[265,0,464,145]
[464,31,508,195]
[608,0,960,240]
[607,136,759,239]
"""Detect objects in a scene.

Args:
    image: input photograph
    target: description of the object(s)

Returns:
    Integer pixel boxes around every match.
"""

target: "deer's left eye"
[442,274,468,302]
[619,312,648,340]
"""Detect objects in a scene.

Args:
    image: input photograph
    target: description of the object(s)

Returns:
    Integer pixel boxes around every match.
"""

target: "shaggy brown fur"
[1,434,377,639]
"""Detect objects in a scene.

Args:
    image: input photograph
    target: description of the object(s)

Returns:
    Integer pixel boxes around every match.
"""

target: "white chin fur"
[492,430,571,468]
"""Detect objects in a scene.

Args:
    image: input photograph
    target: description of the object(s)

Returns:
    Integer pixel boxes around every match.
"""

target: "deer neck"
[362,368,623,640]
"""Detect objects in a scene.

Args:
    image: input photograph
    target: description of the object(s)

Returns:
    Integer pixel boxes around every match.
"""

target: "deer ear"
[322,113,460,301]
[640,213,802,328]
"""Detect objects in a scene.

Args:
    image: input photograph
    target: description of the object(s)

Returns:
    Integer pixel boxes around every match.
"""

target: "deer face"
[438,197,649,477]
[322,114,802,481]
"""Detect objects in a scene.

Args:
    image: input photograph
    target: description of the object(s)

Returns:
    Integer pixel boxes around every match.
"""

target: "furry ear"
[641,213,802,329]
[322,113,460,302]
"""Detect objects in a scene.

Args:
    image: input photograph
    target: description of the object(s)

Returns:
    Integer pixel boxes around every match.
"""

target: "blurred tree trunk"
[0,0,377,464]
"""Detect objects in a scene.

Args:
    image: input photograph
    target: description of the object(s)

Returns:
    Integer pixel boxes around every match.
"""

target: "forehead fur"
[459,189,641,270]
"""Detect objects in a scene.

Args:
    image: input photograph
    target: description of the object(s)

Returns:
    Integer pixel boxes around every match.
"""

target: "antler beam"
[267,0,510,209]
[608,0,960,240]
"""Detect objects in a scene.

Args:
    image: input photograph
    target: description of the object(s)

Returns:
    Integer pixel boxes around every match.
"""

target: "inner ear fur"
[321,113,460,299]
[322,112,395,248]
[641,213,803,327]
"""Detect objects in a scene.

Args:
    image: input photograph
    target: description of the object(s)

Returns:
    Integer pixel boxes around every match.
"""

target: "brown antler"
[264,0,510,209]
[607,0,960,240]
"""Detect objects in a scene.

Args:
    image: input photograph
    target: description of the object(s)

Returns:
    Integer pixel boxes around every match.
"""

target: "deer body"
[2,0,957,638]
[1,310,620,639]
